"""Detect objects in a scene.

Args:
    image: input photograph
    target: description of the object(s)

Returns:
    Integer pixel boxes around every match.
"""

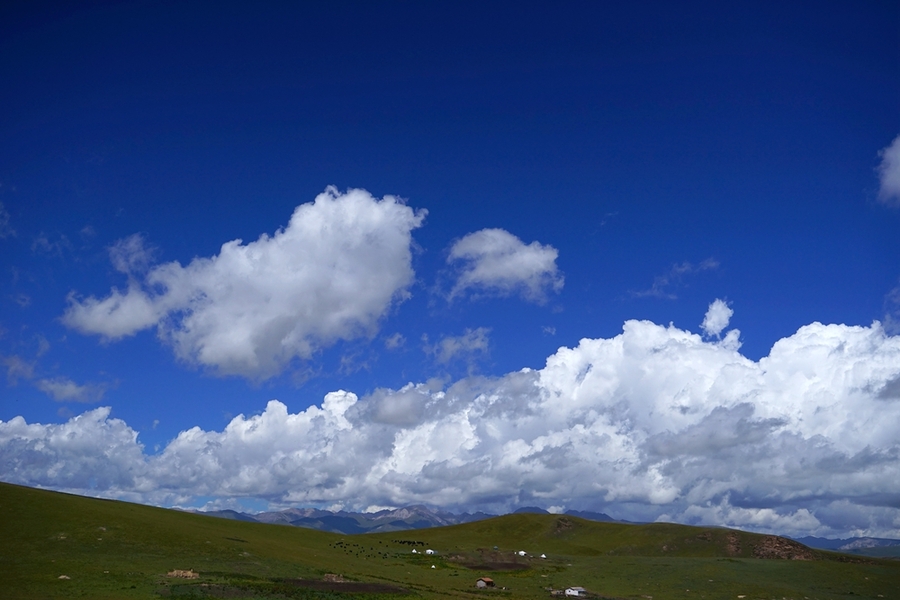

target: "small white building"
[540,553,547,559]
[425,549,435,555]
[411,549,417,554]
[565,587,586,597]
[517,550,527,556]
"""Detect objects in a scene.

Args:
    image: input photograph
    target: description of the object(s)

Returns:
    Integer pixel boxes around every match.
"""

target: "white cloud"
[64,285,166,339]
[63,188,426,379]
[3,313,900,537]
[0,407,146,491]
[877,134,900,207]
[423,328,490,365]
[701,298,733,337]
[36,377,108,403]
[447,228,563,303]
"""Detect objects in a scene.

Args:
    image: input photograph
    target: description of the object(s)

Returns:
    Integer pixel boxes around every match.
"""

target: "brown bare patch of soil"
[159,578,411,598]
[752,536,816,560]
[459,562,530,571]
[451,548,531,571]
[831,554,875,564]
[279,579,410,593]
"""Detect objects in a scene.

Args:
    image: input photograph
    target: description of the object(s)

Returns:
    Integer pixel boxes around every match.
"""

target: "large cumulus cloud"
[3,315,900,538]
[63,188,426,379]
[0,408,146,491]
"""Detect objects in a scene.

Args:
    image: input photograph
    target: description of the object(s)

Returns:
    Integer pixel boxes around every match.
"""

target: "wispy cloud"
[1,354,34,384]
[631,258,719,299]
[36,377,108,403]
[423,327,490,365]
[384,333,406,350]
[2,344,109,403]
[883,281,900,335]
[13,293,30,308]
[877,134,900,207]
[0,201,14,239]
[31,232,72,257]
[109,233,156,275]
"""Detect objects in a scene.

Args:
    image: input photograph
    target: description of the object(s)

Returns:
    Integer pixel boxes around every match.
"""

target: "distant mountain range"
[794,536,900,558]
[191,505,900,557]
[192,504,615,535]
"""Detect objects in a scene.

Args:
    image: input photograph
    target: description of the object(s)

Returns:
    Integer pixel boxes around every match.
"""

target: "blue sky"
[2,1,900,538]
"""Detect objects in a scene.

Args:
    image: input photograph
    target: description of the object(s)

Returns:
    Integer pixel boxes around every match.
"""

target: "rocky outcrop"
[752,536,815,560]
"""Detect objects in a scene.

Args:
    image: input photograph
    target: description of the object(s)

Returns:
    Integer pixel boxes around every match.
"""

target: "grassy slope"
[1,482,898,599]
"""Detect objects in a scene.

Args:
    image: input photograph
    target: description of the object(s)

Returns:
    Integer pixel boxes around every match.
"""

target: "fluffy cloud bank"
[63,188,426,379]
[447,228,563,302]
[4,312,900,537]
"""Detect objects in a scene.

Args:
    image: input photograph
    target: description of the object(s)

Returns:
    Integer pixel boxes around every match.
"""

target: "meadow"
[1,482,897,599]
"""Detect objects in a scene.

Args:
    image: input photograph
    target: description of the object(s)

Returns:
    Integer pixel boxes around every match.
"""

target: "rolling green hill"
[1,482,898,599]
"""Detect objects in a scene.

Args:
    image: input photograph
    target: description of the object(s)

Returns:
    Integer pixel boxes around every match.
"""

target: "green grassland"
[1,482,897,600]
